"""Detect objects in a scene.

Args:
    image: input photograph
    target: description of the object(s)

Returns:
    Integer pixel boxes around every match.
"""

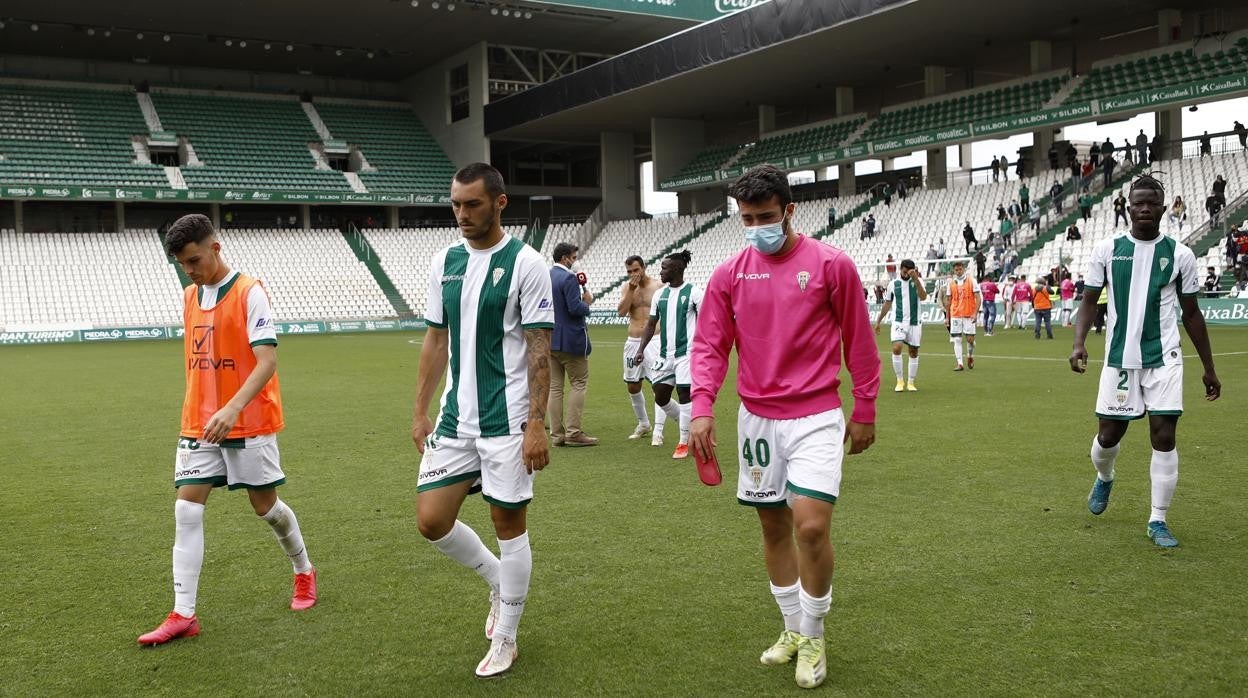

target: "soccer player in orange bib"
[138,214,316,646]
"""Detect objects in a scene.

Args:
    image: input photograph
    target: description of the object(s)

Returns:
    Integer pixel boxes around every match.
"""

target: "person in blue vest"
[548,242,598,447]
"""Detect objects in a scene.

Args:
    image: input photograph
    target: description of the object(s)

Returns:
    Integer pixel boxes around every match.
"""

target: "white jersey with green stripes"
[883,277,921,326]
[424,235,555,438]
[1084,233,1199,369]
[650,282,703,361]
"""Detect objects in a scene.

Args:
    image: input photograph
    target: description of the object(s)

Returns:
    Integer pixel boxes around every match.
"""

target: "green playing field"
[1,325,1243,695]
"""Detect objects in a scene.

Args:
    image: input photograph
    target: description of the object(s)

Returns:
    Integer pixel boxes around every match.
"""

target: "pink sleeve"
[830,253,880,423]
[690,266,735,419]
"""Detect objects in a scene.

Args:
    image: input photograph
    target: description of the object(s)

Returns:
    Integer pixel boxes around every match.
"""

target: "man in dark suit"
[548,242,598,447]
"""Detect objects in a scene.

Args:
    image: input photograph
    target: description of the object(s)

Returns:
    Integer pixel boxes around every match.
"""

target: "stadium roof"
[485,0,1246,141]
[0,0,700,81]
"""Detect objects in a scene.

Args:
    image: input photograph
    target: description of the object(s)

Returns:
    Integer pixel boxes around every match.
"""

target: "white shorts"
[889,322,922,347]
[1015,301,1031,316]
[174,434,284,490]
[949,317,977,336]
[736,405,845,507]
[1062,299,1074,311]
[417,434,533,508]
[653,354,691,388]
[622,336,661,384]
[1096,363,1184,420]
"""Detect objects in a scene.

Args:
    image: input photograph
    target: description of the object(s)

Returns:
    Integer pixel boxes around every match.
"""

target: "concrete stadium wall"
[400,43,490,169]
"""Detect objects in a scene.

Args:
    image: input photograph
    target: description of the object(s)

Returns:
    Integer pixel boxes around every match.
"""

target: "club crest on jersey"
[492,267,505,286]
[1115,392,1128,405]
[797,271,810,291]
[1159,258,1170,271]
[749,465,763,488]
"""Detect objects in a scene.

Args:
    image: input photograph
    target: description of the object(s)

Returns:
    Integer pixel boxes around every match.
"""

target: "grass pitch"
[1,325,1244,695]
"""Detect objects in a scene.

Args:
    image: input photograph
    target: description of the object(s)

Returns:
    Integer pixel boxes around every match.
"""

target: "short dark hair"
[553,242,578,262]
[454,162,506,198]
[899,259,916,270]
[1130,172,1166,198]
[164,214,215,255]
[665,250,692,268]
[729,164,793,210]
[624,255,644,268]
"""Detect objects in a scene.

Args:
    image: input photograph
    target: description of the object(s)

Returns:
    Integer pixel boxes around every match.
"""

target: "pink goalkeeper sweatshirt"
[691,234,881,424]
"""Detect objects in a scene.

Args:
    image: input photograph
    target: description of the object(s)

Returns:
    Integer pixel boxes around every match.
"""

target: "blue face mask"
[745,220,786,254]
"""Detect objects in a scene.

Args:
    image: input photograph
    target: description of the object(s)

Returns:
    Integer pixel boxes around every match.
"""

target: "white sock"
[891,354,903,380]
[1149,449,1179,522]
[678,402,691,444]
[953,337,964,364]
[262,499,312,574]
[908,356,919,382]
[494,532,532,642]
[654,401,669,434]
[769,581,802,633]
[172,499,205,617]
[430,520,501,590]
[660,399,680,422]
[629,392,649,426]
[1090,436,1119,482]
[798,587,832,638]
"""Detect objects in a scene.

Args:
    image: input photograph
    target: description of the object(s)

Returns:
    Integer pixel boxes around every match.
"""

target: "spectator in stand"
[1149,133,1162,164]
[1236,121,1247,151]
[1001,276,1015,331]
[867,213,877,237]
[1001,248,1019,276]
[963,222,978,254]
[1000,215,1015,249]
[1228,226,1243,271]
[936,237,947,260]
[1080,159,1095,190]
[1200,131,1212,157]
[980,275,999,336]
[1122,139,1134,165]
[1011,274,1033,329]
[1212,174,1227,208]
[1029,202,1042,232]
[1206,194,1224,229]
[885,253,898,280]
[1048,142,1060,170]
[991,156,1001,182]
[974,249,987,284]
[1167,196,1187,231]
[1059,273,1077,327]
[1089,141,1101,168]
[1015,156,1025,179]
[1066,142,1078,166]
[1069,157,1082,187]
[1136,129,1149,163]
[1102,153,1116,188]
[1008,200,1022,225]
[1102,137,1115,161]
[997,204,1007,221]
[1019,182,1030,213]
[1236,278,1248,298]
[882,182,893,206]
[1204,267,1220,297]
[925,244,939,275]
[1078,188,1094,222]
[1032,277,1054,339]
[827,206,836,231]
[990,232,1005,261]
[1113,191,1128,228]
[897,178,908,200]
[1000,154,1010,179]
[1066,223,1082,241]
[1236,227,1248,273]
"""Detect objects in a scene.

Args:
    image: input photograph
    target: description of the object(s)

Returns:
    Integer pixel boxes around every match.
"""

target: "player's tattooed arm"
[524,328,552,422]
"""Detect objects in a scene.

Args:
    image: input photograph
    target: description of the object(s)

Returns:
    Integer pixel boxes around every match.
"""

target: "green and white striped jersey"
[884,277,921,326]
[1084,233,1199,369]
[650,282,703,360]
[425,235,554,438]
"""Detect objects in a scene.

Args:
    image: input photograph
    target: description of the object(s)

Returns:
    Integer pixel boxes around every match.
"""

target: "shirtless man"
[617,255,667,443]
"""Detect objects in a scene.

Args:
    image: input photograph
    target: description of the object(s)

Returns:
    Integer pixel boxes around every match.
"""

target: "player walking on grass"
[690,165,880,689]
[1070,173,1221,548]
[139,214,316,646]
[634,250,701,459]
[617,255,668,441]
[874,259,927,392]
[412,164,554,677]
[943,260,981,371]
